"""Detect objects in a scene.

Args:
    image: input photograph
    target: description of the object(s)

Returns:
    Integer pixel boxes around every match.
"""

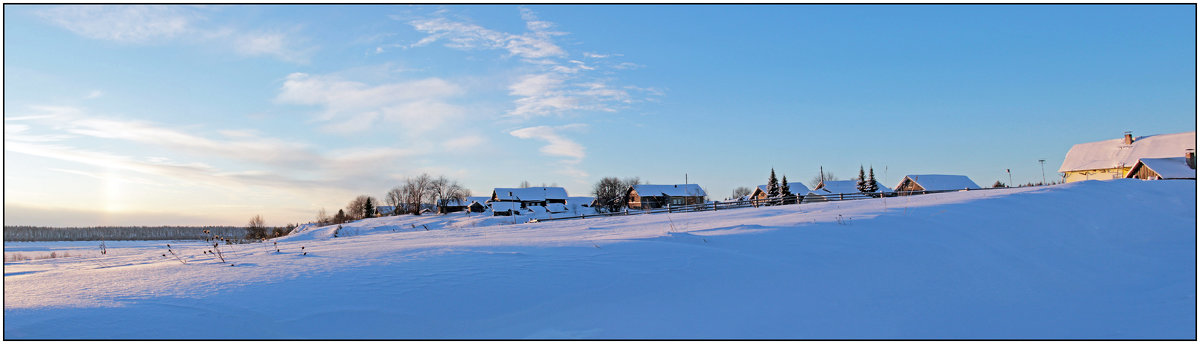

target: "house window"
[671,197,684,205]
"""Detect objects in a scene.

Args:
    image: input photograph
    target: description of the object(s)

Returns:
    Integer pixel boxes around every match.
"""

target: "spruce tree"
[780,175,791,196]
[856,165,868,193]
[363,197,375,218]
[767,168,779,199]
[867,167,879,193]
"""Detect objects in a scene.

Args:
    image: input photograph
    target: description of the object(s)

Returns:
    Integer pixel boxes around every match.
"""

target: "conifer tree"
[363,197,375,218]
[856,165,868,193]
[767,168,779,199]
[867,167,879,193]
[780,175,791,196]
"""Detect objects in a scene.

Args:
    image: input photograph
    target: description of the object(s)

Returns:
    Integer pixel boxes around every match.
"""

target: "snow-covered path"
[4,180,1195,339]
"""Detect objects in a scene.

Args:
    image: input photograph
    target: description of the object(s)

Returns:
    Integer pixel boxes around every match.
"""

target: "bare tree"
[430,176,450,212]
[731,186,752,199]
[403,174,433,215]
[346,195,374,220]
[592,177,642,213]
[246,215,267,240]
[385,186,405,215]
[810,167,838,187]
[519,180,531,188]
[315,208,330,225]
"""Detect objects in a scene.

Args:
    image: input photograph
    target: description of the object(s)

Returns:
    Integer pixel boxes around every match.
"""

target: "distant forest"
[3,226,247,242]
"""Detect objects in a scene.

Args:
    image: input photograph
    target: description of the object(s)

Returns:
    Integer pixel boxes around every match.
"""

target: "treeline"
[3,226,247,242]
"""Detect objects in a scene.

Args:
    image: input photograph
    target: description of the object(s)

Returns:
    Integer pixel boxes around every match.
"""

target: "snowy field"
[4,179,1195,339]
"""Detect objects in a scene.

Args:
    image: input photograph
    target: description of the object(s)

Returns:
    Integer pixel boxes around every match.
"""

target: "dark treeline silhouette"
[4,226,247,242]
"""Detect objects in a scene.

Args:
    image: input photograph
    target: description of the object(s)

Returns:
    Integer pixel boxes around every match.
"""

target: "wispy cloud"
[7,105,423,196]
[404,8,655,119]
[275,72,464,134]
[509,124,587,162]
[37,5,312,63]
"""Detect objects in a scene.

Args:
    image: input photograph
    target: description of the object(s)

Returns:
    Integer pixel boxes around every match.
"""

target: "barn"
[626,184,706,210]
[1058,131,1196,182]
[894,174,981,195]
[1124,156,1196,180]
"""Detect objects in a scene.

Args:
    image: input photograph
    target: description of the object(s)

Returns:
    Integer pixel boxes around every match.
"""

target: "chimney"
[1123,131,1133,145]
[1187,149,1196,169]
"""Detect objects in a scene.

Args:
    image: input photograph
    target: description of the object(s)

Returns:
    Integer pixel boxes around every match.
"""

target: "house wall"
[1129,165,1161,180]
[1064,168,1130,183]
[896,179,924,193]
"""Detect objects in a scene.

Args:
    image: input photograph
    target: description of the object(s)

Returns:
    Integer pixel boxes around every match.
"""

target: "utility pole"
[1007,169,1012,188]
[1038,160,1047,185]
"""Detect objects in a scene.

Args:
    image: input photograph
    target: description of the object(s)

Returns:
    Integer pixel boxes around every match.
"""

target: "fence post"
[667,204,671,213]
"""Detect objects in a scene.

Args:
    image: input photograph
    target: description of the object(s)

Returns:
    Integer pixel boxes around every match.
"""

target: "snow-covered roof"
[811,180,893,195]
[375,206,395,214]
[1127,157,1196,179]
[755,182,811,195]
[1059,132,1196,172]
[490,201,520,212]
[546,203,569,213]
[436,198,470,207]
[492,187,568,202]
[629,184,706,197]
[897,175,981,191]
[567,196,594,205]
[467,196,491,204]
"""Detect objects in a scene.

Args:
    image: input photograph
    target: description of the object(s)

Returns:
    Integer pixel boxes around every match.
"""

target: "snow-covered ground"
[4,180,1195,339]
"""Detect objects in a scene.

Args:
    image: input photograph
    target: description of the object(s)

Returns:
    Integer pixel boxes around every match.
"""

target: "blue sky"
[4,4,1195,226]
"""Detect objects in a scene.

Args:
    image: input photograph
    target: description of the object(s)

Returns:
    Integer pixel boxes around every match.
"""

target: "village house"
[489,187,568,216]
[893,174,981,195]
[1124,152,1196,180]
[1058,131,1196,183]
[465,196,490,213]
[626,184,707,210]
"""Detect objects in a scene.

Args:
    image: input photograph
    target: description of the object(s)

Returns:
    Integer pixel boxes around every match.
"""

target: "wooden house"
[1124,155,1196,180]
[626,184,706,210]
[894,174,980,195]
[465,197,490,213]
[489,187,568,216]
[1059,131,1196,182]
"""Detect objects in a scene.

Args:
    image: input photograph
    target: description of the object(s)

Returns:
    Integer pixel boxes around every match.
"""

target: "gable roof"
[754,182,811,196]
[492,187,568,202]
[811,180,893,194]
[897,174,981,191]
[1058,131,1196,172]
[629,184,706,197]
[1126,157,1196,179]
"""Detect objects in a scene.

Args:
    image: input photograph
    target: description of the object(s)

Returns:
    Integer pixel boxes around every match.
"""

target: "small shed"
[894,174,981,194]
[626,184,706,210]
[436,198,470,214]
[490,201,521,216]
[1124,157,1196,180]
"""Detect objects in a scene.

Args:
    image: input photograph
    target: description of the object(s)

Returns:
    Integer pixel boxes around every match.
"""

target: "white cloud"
[443,135,487,152]
[275,72,463,134]
[509,124,587,161]
[38,5,192,43]
[37,5,312,63]
[84,90,104,99]
[405,8,655,119]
